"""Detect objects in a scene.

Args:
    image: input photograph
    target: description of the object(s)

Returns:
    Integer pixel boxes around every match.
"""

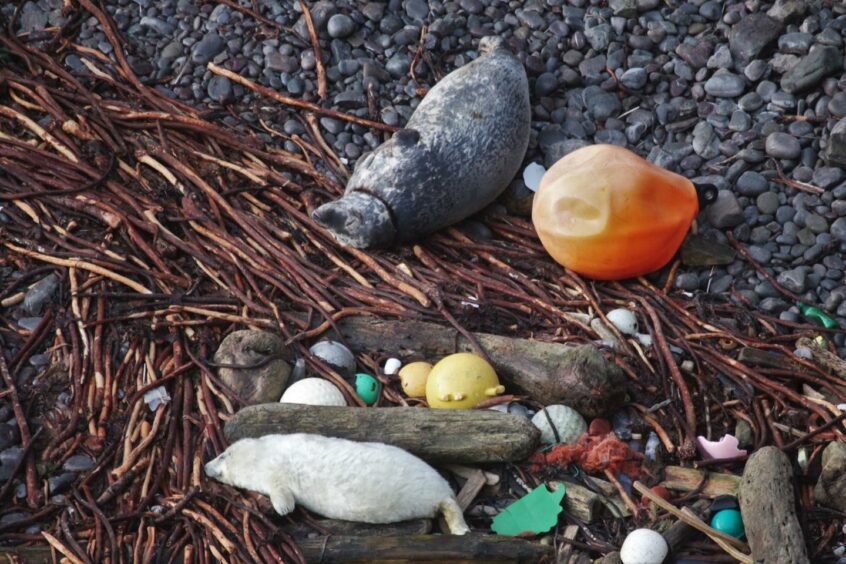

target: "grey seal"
[312,36,531,248]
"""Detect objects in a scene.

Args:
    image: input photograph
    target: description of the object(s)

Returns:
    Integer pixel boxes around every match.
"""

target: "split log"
[662,466,740,497]
[739,447,810,564]
[553,480,629,523]
[224,403,539,463]
[296,534,554,563]
[1,535,552,564]
[326,316,626,417]
[283,518,432,539]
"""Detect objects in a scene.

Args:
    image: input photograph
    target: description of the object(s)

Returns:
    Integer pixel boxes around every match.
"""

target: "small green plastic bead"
[798,303,838,329]
[710,509,745,539]
[355,373,381,406]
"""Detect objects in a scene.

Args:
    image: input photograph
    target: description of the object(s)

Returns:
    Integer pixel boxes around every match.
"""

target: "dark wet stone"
[729,14,782,64]
[781,46,843,94]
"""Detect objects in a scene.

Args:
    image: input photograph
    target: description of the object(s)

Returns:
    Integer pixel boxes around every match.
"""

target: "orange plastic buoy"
[532,145,699,280]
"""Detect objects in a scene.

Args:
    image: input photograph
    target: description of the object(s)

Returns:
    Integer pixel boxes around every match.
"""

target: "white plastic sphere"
[620,529,668,564]
[606,308,639,336]
[280,378,346,406]
[531,405,587,445]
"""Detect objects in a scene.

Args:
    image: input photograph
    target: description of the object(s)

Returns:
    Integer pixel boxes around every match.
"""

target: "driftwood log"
[224,403,540,463]
[739,447,810,564]
[0,535,553,563]
[326,316,626,417]
[296,534,554,563]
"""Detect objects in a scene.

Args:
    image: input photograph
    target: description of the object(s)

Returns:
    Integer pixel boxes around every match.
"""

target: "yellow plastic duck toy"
[426,353,505,409]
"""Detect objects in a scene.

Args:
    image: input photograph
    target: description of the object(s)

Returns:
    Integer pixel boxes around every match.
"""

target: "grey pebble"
[327,14,355,38]
[765,132,801,160]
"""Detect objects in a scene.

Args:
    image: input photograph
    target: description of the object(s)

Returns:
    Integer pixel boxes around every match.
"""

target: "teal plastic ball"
[710,509,745,539]
[355,373,381,406]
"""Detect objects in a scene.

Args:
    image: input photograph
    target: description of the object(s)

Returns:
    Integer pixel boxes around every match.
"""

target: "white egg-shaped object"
[309,341,356,378]
[620,529,668,564]
[383,357,402,375]
[606,308,639,336]
[280,378,346,406]
[531,405,587,445]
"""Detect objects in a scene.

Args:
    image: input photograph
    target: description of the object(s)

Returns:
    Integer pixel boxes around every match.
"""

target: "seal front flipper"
[268,482,296,516]
[312,191,396,249]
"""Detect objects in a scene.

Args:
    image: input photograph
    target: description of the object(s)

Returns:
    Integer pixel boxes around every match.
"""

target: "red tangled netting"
[529,433,643,478]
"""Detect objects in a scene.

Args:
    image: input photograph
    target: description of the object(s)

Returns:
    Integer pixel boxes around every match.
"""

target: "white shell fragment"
[280,378,347,406]
[383,358,402,375]
[606,308,638,336]
[309,341,356,378]
[620,529,668,564]
[522,162,546,192]
[531,405,587,445]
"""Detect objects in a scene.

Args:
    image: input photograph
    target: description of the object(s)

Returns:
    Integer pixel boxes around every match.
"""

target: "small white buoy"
[309,341,356,378]
[522,162,546,192]
[280,378,346,406]
[606,308,638,336]
[531,405,587,445]
[383,357,402,375]
[620,529,668,564]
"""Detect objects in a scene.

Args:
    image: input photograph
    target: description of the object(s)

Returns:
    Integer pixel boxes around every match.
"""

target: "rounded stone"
[756,191,780,215]
[213,330,293,405]
[327,14,355,38]
[765,132,801,160]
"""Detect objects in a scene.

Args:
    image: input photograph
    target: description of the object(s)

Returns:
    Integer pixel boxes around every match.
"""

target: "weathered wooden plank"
[326,316,626,417]
[296,534,554,563]
[225,403,540,463]
[662,466,740,498]
[739,447,810,564]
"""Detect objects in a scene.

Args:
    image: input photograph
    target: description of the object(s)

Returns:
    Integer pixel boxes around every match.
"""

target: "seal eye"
[394,128,420,147]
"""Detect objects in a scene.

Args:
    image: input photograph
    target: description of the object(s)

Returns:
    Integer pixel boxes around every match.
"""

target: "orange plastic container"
[532,145,699,280]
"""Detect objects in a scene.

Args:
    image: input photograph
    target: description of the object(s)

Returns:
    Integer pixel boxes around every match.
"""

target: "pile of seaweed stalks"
[1,3,845,563]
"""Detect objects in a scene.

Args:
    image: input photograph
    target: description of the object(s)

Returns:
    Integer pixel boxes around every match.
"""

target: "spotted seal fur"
[312,36,531,248]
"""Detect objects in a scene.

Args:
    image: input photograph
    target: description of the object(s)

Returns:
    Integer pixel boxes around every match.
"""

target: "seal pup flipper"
[269,482,296,516]
[439,497,470,535]
[312,191,396,249]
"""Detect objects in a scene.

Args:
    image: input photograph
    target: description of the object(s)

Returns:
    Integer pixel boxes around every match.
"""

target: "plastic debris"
[143,386,171,411]
[798,303,838,329]
[489,402,532,418]
[522,162,545,192]
[620,528,668,564]
[645,432,662,462]
[426,353,505,409]
[696,434,747,460]
[290,357,306,383]
[529,433,642,478]
[533,145,700,280]
[531,405,587,445]
[490,483,565,536]
[310,341,357,379]
[355,373,381,406]
[710,509,745,539]
[398,362,432,398]
[606,308,638,336]
[280,378,346,406]
[383,357,402,375]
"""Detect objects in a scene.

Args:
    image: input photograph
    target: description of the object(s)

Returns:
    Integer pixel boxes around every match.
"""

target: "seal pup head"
[204,438,262,490]
[312,191,396,248]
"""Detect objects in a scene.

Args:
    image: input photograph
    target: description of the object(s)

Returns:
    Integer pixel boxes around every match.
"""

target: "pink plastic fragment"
[696,435,747,460]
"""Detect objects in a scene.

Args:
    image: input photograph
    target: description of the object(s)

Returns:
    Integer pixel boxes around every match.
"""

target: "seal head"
[312,191,396,248]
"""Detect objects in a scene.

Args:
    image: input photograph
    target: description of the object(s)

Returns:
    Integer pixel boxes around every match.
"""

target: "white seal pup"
[204,433,470,534]
[312,36,531,248]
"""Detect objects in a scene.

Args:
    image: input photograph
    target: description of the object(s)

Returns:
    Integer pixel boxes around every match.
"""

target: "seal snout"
[204,456,224,479]
[312,192,397,249]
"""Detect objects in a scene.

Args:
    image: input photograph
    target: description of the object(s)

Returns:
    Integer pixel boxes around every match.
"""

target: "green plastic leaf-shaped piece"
[491,484,565,536]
